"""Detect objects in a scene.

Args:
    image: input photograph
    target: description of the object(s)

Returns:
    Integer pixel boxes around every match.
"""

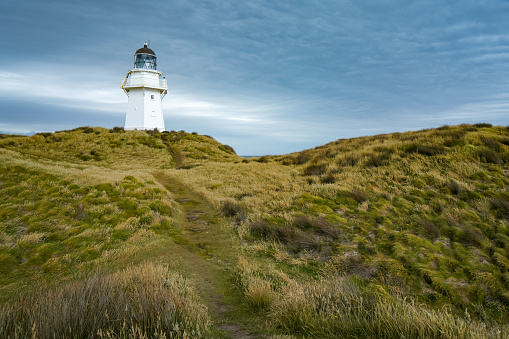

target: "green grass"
[0,127,240,171]
[2,124,509,338]
[0,162,179,300]
[248,124,509,321]
[165,124,509,336]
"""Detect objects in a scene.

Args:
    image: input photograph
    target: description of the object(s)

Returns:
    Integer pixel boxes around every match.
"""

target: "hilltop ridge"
[0,126,241,171]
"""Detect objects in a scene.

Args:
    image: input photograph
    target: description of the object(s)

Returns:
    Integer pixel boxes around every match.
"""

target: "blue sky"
[1,0,508,155]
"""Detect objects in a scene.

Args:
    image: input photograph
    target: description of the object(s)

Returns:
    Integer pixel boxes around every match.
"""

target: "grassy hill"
[0,126,240,169]
[1,124,509,338]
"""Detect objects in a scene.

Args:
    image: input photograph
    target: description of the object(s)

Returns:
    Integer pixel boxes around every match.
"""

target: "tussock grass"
[159,130,241,164]
[166,124,509,325]
[0,263,210,338]
[233,256,292,312]
[2,123,509,336]
[220,199,247,222]
[0,159,180,299]
[0,127,174,170]
[233,258,509,338]
[270,277,509,338]
[0,127,240,172]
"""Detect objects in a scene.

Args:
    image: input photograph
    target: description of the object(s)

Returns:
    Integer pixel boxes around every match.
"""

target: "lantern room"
[134,42,157,70]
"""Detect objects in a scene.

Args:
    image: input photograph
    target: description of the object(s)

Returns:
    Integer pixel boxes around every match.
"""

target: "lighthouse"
[121,42,167,131]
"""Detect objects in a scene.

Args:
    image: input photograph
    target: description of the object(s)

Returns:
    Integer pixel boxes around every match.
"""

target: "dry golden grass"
[2,124,509,338]
[162,161,304,218]
[269,276,509,338]
[0,127,175,171]
[0,147,181,301]
[232,255,509,338]
[161,124,509,332]
[0,262,210,338]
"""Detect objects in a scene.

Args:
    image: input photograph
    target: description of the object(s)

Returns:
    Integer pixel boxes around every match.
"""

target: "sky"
[1,0,509,155]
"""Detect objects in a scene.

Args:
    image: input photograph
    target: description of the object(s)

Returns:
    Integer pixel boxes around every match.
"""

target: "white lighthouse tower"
[121,42,167,131]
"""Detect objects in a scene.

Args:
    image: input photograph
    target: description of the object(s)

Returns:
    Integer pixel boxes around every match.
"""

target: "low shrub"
[219,144,236,154]
[478,148,506,164]
[144,128,160,136]
[473,123,493,128]
[482,137,502,151]
[292,230,321,252]
[320,172,336,184]
[499,137,509,146]
[249,219,294,245]
[294,152,313,165]
[110,126,124,133]
[492,198,509,219]
[459,226,484,247]
[448,180,461,195]
[337,154,361,167]
[365,153,390,168]
[303,162,327,176]
[350,189,369,203]
[417,220,441,240]
[220,199,246,222]
[292,215,339,239]
[249,219,274,239]
[404,143,445,156]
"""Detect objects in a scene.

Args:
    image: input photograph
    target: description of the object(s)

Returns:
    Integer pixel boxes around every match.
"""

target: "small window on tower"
[151,95,155,100]
[151,111,156,117]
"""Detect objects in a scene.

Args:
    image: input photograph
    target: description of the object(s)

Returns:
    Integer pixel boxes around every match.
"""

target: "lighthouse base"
[124,87,166,132]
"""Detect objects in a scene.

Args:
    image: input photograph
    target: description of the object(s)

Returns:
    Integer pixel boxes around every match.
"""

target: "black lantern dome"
[134,42,157,70]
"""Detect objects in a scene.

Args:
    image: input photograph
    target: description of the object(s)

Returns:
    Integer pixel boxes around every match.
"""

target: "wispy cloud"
[0,67,124,113]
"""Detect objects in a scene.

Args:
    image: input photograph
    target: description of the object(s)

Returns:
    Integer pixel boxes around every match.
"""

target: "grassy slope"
[1,124,509,338]
[164,123,509,337]
[0,127,241,338]
[0,127,224,292]
[274,123,509,307]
